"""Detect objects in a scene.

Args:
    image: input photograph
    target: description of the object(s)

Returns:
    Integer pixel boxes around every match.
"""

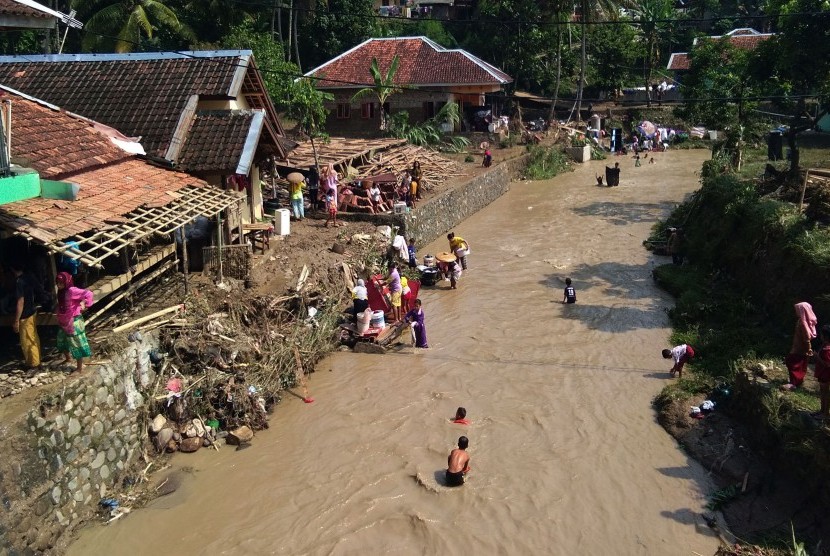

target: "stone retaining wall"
[0,334,157,553]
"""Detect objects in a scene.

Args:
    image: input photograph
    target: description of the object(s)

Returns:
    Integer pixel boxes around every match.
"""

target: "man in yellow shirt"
[447,232,469,270]
[290,178,305,220]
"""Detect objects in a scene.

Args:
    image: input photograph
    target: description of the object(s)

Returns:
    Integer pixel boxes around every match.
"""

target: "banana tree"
[351,55,401,131]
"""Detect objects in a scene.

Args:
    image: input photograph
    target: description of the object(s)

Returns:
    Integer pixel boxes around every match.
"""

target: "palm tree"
[74,0,192,52]
[351,55,402,131]
[630,0,675,107]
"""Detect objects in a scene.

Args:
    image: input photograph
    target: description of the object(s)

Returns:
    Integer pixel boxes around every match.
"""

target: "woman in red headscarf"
[782,301,817,390]
[55,272,94,374]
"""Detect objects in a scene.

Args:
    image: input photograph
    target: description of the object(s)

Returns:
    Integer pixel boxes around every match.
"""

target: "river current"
[70,150,718,555]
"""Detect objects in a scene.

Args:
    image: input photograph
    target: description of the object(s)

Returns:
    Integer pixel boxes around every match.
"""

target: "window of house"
[423,101,435,120]
[337,103,351,119]
[361,102,375,119]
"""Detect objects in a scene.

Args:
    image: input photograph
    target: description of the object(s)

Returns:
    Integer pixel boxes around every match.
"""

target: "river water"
[70,150,719,555]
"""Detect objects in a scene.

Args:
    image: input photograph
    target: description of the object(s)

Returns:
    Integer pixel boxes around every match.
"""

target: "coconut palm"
[351,55,402,131]
[630,0,676,107]
[73,0,193,52]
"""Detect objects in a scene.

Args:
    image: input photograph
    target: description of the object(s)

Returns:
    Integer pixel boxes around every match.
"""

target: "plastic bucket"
[370,310,385,328]
[356,312,371,335]
[423,255,435,267]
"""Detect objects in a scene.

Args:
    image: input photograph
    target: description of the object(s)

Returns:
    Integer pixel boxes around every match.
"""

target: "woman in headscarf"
[352,278,369,320]
[55,272,94,374]
[783,301,817,390]
[404,298,428,348]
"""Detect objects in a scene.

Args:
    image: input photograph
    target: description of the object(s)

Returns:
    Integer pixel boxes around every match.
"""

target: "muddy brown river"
[70,150,719,555]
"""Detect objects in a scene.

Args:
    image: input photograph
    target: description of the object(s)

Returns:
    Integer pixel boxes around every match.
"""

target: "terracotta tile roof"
[0,52,246,158]
[305,36,512,88]
[670,28,773,71]
[177,110,263,174]
[0,90,212,241]
[667,53,690,71]
[0,0,52,19]
[2,89,132,179]
[3,159,206,239]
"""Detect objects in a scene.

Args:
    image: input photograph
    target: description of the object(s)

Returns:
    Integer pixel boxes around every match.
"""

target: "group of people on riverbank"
[287,160,426,226]
[8,264,94,375]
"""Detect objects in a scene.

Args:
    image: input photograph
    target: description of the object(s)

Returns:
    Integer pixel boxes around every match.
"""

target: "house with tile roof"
[0,50,288,222]
[667,28,774,76]
[0,85,239,320]
[303,37,512,134]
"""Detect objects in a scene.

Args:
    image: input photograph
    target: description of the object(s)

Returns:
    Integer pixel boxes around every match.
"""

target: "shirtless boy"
[446,436,471,487]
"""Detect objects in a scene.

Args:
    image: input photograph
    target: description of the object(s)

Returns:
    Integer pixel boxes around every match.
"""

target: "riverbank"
[650,137,830,554]
[68,149,722,555]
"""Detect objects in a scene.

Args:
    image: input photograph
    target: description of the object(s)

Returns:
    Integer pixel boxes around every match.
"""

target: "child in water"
[452,407,470,425]
[563,278,576,304]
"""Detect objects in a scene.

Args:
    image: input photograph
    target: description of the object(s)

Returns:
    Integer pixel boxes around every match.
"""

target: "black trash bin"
[420,267,439,287]
[767,130,783,161]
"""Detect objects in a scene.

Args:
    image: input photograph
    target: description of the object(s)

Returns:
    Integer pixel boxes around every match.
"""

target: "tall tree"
[630,0,675,107]
[758,0,830,173]
[679,37,757,169]
[299,0,376,70]
[351,56,402,131]
[221,22,300,110]
[287,78,333,168]
[575,0,633,119]
[72,0,193,52]
[586,18,640,99]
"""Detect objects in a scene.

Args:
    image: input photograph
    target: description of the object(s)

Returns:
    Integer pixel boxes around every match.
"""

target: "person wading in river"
[446,436,471,487]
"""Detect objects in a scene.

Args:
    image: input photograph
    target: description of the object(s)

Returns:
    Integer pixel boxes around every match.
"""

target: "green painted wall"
[0,170,40,205]
[40,180,79,201]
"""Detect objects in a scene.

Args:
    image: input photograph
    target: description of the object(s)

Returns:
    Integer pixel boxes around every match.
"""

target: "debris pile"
[142,230,391,452]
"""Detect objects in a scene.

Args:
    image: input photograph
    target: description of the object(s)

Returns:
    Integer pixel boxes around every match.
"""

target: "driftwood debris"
[113,304,184,333]
[355,144,466,191]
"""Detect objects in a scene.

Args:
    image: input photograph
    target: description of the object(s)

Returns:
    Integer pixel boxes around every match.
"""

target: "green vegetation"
[652,135,830,547]
[524,145,572,180]
[388,103,470,151]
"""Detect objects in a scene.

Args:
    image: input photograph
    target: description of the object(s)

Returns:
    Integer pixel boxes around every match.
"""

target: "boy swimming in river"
[452,407,470,425]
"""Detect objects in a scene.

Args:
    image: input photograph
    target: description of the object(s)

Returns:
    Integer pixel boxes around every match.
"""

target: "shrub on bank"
[523,145,572,180]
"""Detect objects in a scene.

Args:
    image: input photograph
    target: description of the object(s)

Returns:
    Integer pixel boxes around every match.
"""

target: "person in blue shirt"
[563,278,576,304]
[408,238,417,268]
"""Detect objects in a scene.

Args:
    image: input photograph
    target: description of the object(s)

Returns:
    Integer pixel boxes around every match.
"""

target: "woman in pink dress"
[782,301,817,390]
[55,272,94,374]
